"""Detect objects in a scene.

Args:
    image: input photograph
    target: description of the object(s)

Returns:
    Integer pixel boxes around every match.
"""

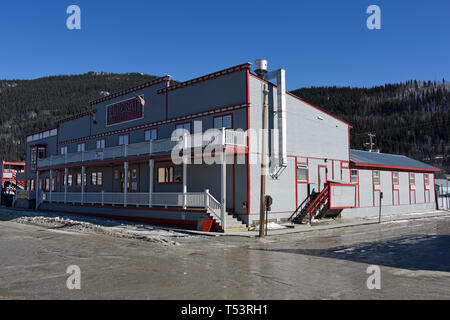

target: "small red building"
[1,161,26,194]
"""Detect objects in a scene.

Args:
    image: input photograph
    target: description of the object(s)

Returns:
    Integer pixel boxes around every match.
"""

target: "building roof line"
[249,73,353,128]
[89,75,171,106]
[157,63,252,94]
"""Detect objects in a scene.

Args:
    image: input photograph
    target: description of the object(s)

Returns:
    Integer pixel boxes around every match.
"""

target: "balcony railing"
[40,189,223,226]
[38,129,247,169]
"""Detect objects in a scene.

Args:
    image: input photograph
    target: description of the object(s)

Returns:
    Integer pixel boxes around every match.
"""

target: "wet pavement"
[0,213,449,300]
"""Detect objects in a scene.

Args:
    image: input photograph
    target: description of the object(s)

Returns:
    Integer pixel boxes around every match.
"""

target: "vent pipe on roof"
[254,60,288,178]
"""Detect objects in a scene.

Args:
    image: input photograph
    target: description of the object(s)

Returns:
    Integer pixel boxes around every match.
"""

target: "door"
[393,190,400,205]
[318,165,328,192]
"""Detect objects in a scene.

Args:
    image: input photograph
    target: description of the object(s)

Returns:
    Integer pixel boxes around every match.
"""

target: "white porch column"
[35,170,40,209]
[81,166,85,205]
[49,169,53,203]
[220,150,227,231]
[124,161,128,207]
[64,168,68,204]
[149,159,154,207]
[183,161,187,209]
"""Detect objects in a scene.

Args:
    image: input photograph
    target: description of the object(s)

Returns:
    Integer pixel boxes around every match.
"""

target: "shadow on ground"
[255,234,450,272]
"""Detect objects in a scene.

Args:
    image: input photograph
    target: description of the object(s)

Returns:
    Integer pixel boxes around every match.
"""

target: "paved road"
[1,214,449,299]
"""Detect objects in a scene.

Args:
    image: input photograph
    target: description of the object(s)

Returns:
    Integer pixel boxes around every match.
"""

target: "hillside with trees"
[0,73,448,175]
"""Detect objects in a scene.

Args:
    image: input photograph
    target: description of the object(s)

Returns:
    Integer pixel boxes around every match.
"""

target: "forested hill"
[291,81,450,175]
[0,73,448,175]
[0,72,159,161]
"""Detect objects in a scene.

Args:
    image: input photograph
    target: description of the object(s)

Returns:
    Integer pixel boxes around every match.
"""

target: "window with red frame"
[409,173,415,185]
[393,172,399,185]
[373,170,380,184]
[214,115,232,129]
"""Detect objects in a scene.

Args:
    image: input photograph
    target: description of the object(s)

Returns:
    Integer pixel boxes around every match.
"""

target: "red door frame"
[318,165,328,192]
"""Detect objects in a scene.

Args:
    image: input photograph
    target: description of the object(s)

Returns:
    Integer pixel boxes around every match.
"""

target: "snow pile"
[0,209,194,245]
[250,222,287,231]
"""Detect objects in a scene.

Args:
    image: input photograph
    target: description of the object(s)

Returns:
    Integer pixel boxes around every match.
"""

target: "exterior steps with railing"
[207,211,248,233]
[290,183,332,224]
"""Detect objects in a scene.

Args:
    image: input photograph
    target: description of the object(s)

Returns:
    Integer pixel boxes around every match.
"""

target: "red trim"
[232,161,235,213]
[26,126,59,138]
[38,206,208,231]
[57,103,249,147]
[249,73,353,128]
[352,162,440,172]
[89,76,170,106]
[318,165,328,192]
[329,183,357,210]
[158,63,251,94]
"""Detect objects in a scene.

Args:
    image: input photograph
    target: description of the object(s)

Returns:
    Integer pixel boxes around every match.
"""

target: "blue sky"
[0,0,448,89]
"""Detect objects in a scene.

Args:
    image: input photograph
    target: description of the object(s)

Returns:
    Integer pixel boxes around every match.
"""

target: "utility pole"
[364,133,376,152]
[260,83,269,238]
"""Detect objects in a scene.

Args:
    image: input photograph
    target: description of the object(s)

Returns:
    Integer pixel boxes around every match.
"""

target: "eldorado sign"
[106,96,144,126]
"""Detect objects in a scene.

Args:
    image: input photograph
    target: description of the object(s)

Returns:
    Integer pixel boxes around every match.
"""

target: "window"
[145,129,158,141]
[424,174,429,185]
[114,170,120,180]
[214,115,233,129]
[393,172,399,185]
[175,122,191,134]
[91,172,97,186]
[30,145,47,171]
[91,171,103,186]
[351,169,359,183]
[68,175,73,187]
[373,171,380,184]
[409,173,415,185]
[97,139,105,149]
[118,134,129,145]
[297,166,308,182]
[45,178,50,192]
[131,182,138,191]
[77,143,85,152]
[76,173,82,186]
[61,146,68,155]
[157,166,182,184]
[131,169,137,179]
[51,178,56,192]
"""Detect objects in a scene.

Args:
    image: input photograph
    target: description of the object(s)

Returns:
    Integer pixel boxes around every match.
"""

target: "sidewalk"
[223,210,450,238]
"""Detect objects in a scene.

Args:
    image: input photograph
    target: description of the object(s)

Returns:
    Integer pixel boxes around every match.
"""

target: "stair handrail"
[204,189,222,224]
[307,183,330,223]
[289,194,311,221]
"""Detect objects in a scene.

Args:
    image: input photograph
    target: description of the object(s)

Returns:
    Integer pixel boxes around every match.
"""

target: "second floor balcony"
[37,129,247,169]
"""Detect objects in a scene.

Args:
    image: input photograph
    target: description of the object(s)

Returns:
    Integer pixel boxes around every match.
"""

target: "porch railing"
[38,129,248,169]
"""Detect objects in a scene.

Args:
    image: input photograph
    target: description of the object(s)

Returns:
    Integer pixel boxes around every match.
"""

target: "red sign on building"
[107,96,144,126]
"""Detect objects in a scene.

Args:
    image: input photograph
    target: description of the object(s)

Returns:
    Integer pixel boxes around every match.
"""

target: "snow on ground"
[250,222,287,231]
[0,208,198,245]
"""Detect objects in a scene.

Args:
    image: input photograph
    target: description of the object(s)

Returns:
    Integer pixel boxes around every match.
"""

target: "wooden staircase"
[290,182,340,224]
